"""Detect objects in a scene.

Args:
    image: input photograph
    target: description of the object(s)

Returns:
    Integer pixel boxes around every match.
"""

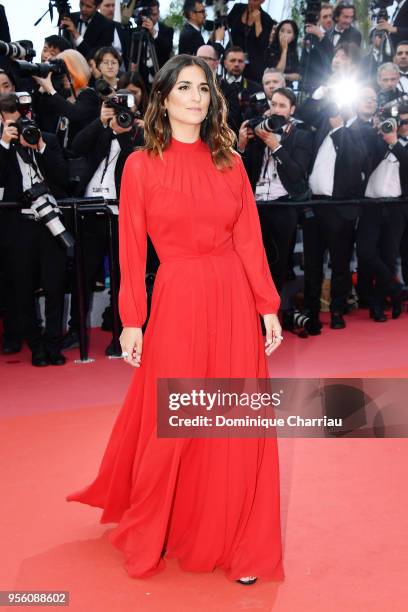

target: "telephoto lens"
[0,39,35,61]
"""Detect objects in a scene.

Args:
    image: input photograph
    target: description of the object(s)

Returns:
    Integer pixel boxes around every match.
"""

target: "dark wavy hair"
[270,19,299,53]
[143,54,236,169]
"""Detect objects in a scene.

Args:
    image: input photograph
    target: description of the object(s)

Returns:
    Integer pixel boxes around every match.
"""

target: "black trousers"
[69,213,159,332]
[5,215,67,352]
[257,203,298,293]
[302,204,355,315]
[356,203,402,307]
[397,203,408,286]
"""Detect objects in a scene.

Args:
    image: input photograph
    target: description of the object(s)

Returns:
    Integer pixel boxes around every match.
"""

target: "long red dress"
[67,137,284,582]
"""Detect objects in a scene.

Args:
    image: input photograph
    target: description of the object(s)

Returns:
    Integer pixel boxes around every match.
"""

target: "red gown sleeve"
[118,151,148,328]
[232,156,281,315]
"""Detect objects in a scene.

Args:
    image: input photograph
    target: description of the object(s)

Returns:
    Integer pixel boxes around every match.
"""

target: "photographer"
[374,0,408,48]
[99,0,131,68]
[298,68,366,331]
[377,61,405,106]
[94,46,122,90]
[0,4,10,45]
[32,49,100,151]
[60,0,113,59]
[238,87,312,294]
[394,40,408,93]
[61,89,142,352]
[357,102,408,321]
[219,46,261,134]
[41,35,72,62]
[128,1,174,90]
[227,0,276,84]
[265,20,300,88]
[300,2,334,92]
[0,92,69,365]
[0,68,15,94]
[179,0,225,57]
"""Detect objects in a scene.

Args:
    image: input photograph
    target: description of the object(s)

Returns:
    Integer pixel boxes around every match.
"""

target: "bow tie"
[400,71,408,77]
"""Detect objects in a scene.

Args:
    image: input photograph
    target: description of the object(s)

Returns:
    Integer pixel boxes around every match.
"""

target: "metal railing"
[2,195,407,362]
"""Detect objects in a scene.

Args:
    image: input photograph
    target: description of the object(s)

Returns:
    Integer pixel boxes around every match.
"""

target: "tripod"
[128,25,159,87]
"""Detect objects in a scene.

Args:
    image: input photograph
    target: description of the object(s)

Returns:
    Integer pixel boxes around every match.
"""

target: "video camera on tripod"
[301,0,322,26]
[34,1,72,39]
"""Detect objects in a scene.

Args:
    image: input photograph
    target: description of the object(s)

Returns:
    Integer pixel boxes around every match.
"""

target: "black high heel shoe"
[236,576,258,585]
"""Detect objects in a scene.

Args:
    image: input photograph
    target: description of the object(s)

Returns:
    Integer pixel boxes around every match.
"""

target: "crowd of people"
[0,0,407,366]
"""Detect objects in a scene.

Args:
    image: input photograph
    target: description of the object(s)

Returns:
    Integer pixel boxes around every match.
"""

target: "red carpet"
[1,310,408,610]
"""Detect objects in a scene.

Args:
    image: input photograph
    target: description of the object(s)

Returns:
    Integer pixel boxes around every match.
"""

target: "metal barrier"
[1,195,408,362]
[0,197,120,363]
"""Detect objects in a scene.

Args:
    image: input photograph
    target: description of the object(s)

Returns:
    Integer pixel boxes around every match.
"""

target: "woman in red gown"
[67,55,285,585]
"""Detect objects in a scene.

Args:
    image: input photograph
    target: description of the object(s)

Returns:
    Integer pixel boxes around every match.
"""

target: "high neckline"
[169,137,207,153]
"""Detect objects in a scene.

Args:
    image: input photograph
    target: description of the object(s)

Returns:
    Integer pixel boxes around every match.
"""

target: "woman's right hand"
[120,327,143,367]
[279,31,289,50]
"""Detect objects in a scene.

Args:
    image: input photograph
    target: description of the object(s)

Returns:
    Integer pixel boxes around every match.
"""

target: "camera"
[52,0,72,20]
[240,91,269,121]
[301,0,322,26]
[247,113,287,133]
[378,96,408,134]
[240,91,287,133]
[105,93,137,128]
[14,58,68,91]
[23,182,74,249]
[9,92,42,146]
[0,39,36,61]
[132,0,154,28]
[14,58,67,79]
[369,0,393,23]
[95,81,137,128]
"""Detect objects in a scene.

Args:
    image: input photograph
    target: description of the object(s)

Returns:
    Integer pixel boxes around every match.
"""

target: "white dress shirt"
[309,128,342,196]
[365,138,408,198]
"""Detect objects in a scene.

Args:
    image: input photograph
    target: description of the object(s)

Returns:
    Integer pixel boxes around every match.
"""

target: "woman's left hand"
[263,314,283,356]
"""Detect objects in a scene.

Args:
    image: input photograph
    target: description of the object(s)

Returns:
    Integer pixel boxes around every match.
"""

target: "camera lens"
[22,126,41,145]
[116,111,132,128]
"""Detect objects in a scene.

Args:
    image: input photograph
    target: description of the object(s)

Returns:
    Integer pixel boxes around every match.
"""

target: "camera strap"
[100,139,120,186]
[16,145,43,184]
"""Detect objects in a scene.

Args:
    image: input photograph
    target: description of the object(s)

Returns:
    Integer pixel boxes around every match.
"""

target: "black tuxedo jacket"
[321,25,362,49]
[351,117,408,196]
[0,133,68,202]
[299,97,366,217]
[111,21,131,69]
[34,87,100,151]
[391,1,408,46]
[178,22,205,55]
[70,11,114,59]
[71,118,143,197]
[155,22,174,67]
[242,125,313,199]
[219,77,261,134]
[0,4,10,42]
